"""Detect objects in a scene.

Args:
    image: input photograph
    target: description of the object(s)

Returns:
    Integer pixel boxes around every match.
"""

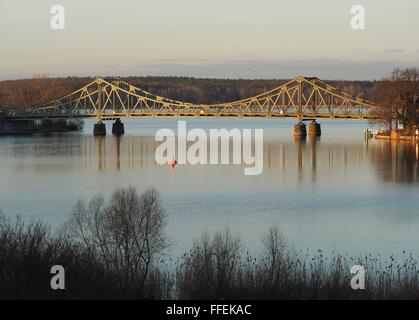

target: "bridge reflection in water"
[72,135,419,184]
[1,133,416,183]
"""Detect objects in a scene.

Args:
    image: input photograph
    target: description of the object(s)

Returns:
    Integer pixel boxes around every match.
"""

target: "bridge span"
[4,76,382,137]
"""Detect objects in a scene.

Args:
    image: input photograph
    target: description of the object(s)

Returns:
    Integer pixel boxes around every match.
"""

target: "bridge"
[4,76,382,137]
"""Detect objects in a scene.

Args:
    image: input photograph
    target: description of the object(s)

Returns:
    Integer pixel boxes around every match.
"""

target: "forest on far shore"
[0,75,376,110]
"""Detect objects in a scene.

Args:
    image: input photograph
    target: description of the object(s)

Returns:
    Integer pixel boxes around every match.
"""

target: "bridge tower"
[93,79,107,136]
[309,79,321,137]
[293,78,307,138]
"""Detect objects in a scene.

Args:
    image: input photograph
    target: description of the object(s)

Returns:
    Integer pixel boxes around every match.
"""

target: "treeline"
[0,75,376,109]
[1,186,419,300]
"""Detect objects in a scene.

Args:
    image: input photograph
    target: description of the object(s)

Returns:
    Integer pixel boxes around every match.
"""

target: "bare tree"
[400,68,419,132]
[373,68,419,133]
[262,225,287,277]
[63,187,168,296]
[176,228,243,299]
[31,74,68,106]
[372,69,403,131]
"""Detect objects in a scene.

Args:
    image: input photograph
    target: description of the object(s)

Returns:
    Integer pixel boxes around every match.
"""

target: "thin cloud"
[352,49,368,54]
[384,49,405,54]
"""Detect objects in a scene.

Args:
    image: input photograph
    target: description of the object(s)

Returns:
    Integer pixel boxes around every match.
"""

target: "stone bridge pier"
[112,119,125,136]
[93,119,125,136]
[93,121,106,136]
[294,120,321,138]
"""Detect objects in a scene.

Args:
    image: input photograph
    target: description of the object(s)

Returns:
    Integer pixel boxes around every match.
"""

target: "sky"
[0,0,418,80]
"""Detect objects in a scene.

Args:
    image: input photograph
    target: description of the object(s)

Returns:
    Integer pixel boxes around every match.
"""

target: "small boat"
[169,157,177,175]
[169,157,177,168]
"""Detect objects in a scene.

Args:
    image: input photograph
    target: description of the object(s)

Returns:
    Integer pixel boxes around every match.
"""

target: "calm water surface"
[1,119,418,257]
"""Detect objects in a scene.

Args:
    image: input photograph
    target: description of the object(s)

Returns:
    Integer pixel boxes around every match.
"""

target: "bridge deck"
[6,112,379,121]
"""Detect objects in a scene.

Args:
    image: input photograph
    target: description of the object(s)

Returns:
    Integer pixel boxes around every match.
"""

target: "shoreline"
[0,128,81,136]
[375,134,419,142]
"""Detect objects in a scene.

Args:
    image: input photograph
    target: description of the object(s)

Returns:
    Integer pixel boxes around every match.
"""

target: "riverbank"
[375,134,419,142]
[375,129,419,142]
[2,186,419,300]
[2,205,419,300]
[0,119,83,136]
[0,128,81,136]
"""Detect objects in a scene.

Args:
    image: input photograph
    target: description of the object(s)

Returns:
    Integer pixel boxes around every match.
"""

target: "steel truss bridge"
[6,76,381,121]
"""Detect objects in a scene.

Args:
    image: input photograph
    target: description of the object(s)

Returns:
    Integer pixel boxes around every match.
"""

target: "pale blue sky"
[0,0,418,80]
